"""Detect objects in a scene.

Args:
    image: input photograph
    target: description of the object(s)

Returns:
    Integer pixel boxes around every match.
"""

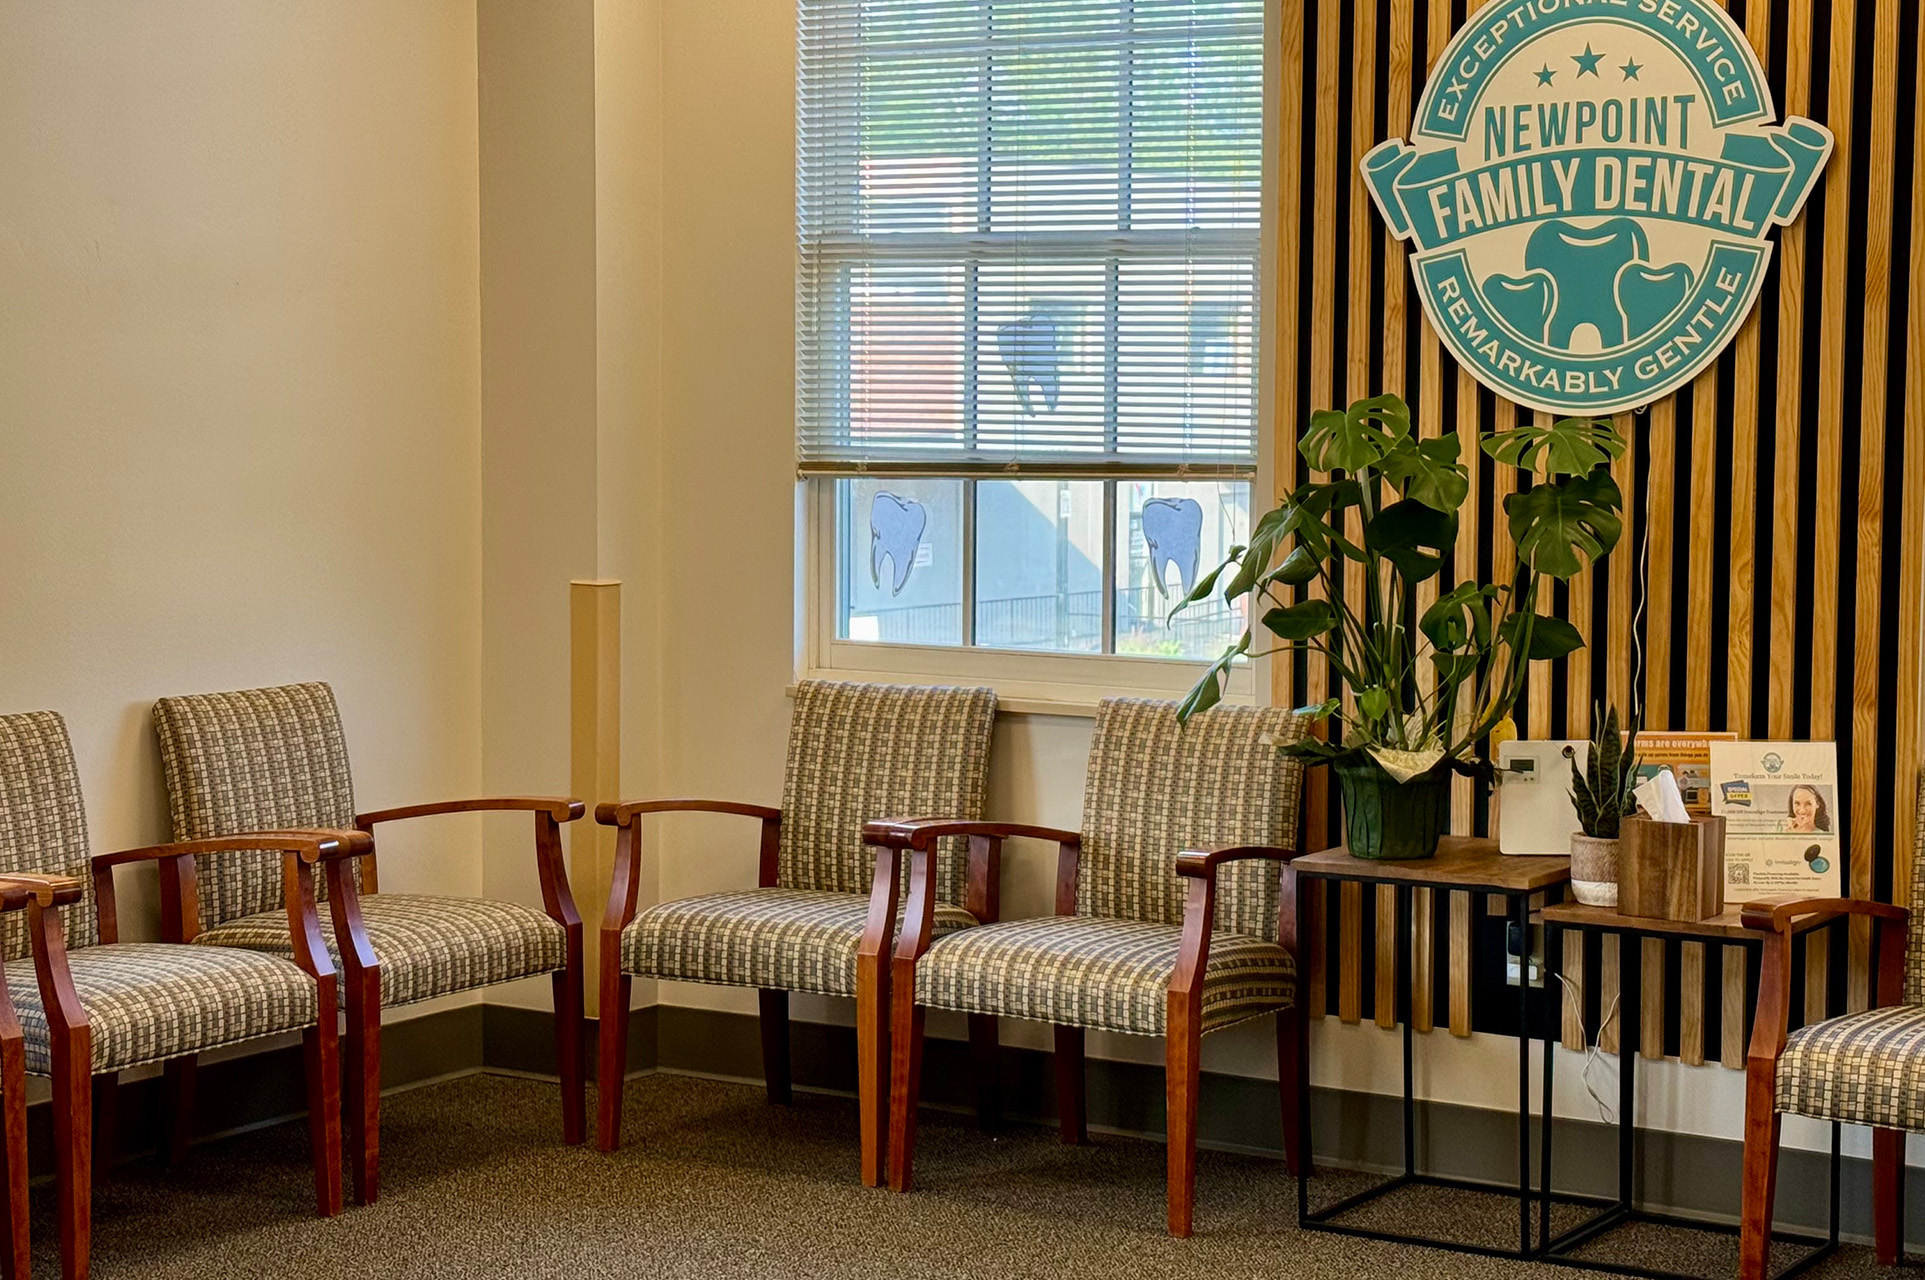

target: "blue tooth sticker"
[1141,497,1205,598]
[1362,0,1832,415]
[869,492,927,596]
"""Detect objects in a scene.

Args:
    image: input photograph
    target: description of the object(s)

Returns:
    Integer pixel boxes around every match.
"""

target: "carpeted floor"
[35,1072,1894,1278]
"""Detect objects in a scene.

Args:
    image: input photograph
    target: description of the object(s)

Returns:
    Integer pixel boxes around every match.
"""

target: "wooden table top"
[1292,835,1571,894]
[1539,900,1765,941]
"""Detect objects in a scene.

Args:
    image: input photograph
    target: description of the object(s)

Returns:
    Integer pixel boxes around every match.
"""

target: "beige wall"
[0,2,485,940]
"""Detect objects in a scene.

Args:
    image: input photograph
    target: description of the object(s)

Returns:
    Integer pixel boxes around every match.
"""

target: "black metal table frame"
[1537,916,1841,1280]
[1294,866,1590,1260]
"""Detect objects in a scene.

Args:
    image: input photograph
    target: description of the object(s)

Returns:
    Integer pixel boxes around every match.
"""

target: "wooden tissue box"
[1618,814,1726,921]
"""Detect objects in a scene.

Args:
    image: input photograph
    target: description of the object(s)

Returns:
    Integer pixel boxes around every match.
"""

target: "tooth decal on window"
[870,492,927,596]
[1360,0,1832,414]
[997,311,1062,415]
[1141,497,1205,598]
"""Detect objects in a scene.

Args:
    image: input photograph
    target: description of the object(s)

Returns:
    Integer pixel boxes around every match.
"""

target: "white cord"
[1555,971,1620,1124]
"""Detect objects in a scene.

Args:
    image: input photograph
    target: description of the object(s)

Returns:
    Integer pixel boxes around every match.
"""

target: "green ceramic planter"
[1335,757,1452,860]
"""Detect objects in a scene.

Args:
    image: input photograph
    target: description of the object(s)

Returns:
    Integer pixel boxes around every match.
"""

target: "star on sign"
[1620,58,1643,81]
[1534,63,1556,87]
[1572,44,1605,77]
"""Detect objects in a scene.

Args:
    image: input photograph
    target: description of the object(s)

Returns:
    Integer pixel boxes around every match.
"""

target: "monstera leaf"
[1378,433,1471,511]
[1261,598,1338,640]
[1504,472,1624,579]
[1420,581,1500,653]
[1497,611,1586,661]
[1483,417,1626,478]
[1299,394,1411,474]
[1365,500,1457,584]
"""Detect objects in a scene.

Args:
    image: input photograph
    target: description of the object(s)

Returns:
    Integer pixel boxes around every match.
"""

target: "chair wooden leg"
[1737,1093,1782,1280]
[303,1025,343,1217]
[0,1041,29,1280]
[1277,1004,1306,1177]
[159,1055,195,1167]
[967,1014,1001,1130]
[343,971,380,1205]
[1874,1127,1904,1267]
[596,971,631,1152]
[886,970,925,1193]
[1053,1025,1087,1145]
[553,947,586,1145]
[1166,1018,1201,1238]
[759,989,792,1106]
[52,1039,90,1280]
[856,951,890,1188]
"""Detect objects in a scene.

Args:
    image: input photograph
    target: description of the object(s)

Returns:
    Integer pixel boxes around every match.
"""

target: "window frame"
[794,0,1279,713]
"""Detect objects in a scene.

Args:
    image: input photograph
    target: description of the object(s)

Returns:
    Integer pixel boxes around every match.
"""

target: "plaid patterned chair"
[594,680,996,1184]
[0,710,360,1280]
[869,698,1307,1236]
[151,683,586,1205]
[1738,773,1923,1278]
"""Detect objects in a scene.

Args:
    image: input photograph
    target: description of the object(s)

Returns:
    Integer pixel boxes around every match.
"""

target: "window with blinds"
[796,0,1266,478]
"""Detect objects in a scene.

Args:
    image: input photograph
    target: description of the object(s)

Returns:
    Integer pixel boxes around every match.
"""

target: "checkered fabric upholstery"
[1077,700,1307,940]
[0,712,99,956]
[152,683,357,928]
[912,914,1295,1037]
[1773,769,1925,1128]
[195,893,566,1006]
[622,889,979,998]
[909,699,1305,1039]
[1776,1005,1925,1130]
[777,681,997,905]
[6,943,318,1075]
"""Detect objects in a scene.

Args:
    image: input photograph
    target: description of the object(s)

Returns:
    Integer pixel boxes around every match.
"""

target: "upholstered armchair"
[869,698,1308,1236]
[0,710,360,1280]
[1738,775,1924,1278]
[595,679,996,1185]
[151,682,585,1206]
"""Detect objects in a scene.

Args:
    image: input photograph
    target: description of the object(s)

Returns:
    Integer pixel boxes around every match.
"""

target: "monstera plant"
[1175,394,1626,859]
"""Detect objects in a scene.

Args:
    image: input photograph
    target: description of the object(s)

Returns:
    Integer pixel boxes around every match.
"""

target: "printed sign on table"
[1362,0,1832,415]
[1634,730,1736,814]
[1709,741,1841,903]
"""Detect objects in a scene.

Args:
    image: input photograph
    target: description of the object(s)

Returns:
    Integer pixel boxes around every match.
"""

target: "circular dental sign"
[1363,0,1832,416]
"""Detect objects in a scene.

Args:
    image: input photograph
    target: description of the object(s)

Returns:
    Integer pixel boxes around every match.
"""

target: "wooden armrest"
[1175,845,1298,878]
[1739,895,1907,935]
[596,798,782,827]
[93,829,373,870]
[357,796,584,826]
[862,818,1082,850]
[0,875,84,910]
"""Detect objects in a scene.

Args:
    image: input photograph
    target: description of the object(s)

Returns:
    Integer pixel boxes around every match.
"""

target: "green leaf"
[1498,612,1585,661]
[1357,686,1392,724]
[1175,635,1249,723]
[1298,394,1411,475]
[1420,581,1499,652]
[1294,698,1341,721]
[1379,433,1471,512]
[1504,472,1625,579]
[1272,545,1321,586]
[1262,598,1339,640]
[1364,499,1458,585]
[1430,652,1481,691]
[1483,417,1627,477]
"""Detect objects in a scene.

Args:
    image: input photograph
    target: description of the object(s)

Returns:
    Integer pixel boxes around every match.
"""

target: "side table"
[1293,837,1574,1259]
[1537,902,1842,1279]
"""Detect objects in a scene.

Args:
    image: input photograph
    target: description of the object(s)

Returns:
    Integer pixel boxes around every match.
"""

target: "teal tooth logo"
[1363,0,1832,415]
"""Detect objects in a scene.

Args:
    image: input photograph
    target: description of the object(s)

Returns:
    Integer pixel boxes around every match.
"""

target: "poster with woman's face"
[1710,742,1841,902]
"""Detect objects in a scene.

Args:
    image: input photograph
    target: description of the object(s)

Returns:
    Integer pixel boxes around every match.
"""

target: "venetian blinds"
[796,0,1266,477]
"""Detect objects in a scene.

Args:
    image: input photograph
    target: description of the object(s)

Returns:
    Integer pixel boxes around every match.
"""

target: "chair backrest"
[0,711,99,955]
[1076,698,1307,941]
[1907,770,1925,1005]
[778,680,997,904]
[152,682,358,928]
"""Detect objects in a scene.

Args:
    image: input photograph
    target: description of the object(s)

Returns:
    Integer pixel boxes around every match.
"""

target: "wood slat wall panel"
[1274,0,1922,1064]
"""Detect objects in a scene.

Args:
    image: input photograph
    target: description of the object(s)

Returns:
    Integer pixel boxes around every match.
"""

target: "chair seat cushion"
[1778,1003,1925,1129]
[911,914,1294,1038]
[194,893,567,1007]
[622,888,978,999]
[7,943,319,1075]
